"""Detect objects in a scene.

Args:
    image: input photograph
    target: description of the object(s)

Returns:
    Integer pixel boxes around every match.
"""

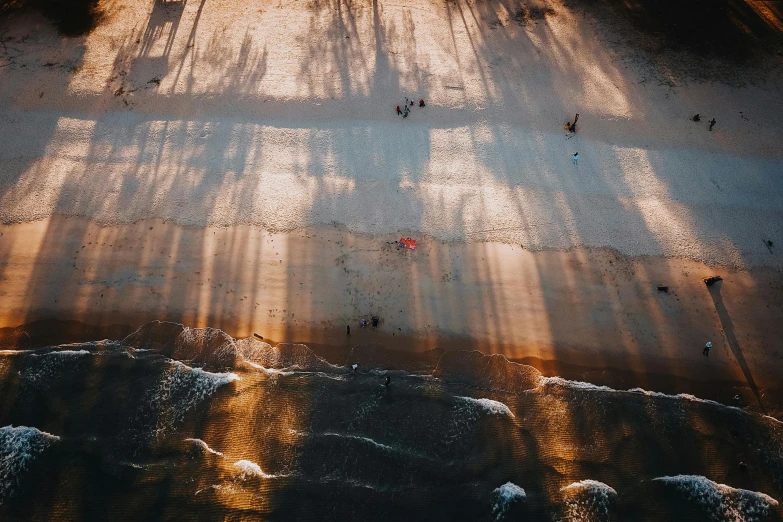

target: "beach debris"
[703,275,722,286]
[253,333,264,340]
[764,239,773,253]
[693,113,700,122]
[657,285,669,293]
[398,238,417,250]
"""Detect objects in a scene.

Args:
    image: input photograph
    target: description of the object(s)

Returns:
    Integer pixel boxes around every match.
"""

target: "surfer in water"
[384,374,391,388]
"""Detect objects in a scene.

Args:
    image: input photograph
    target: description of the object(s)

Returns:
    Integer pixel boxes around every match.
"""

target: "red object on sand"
[399,238,417,250]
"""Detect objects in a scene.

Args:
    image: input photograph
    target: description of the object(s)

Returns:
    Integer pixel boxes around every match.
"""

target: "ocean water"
[0,321,781,521]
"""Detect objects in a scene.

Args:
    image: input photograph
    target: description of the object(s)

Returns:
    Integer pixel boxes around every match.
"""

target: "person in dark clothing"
[703,341,712,356]
[347,324,351,335]
[693,114,700,122]
[709,118,716,131]
[569,113,579,133]
[371,315,379,328]
[384,375,391,388]
[419,99,426,107]
[396,106,402,115]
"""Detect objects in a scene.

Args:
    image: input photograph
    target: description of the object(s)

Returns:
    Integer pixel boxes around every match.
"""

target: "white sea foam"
[537,376,754,417]
[144,361,240,438]
[456,396,515,418]
[562,479,617,496]
[243,360,292,376]
[654,475,778,522]
[185,438,224,456]
[21,348,93,391]
[492,482,526,520]
[322,432,396,452]
[34,349,91,357]
[539,376,615,392]
[319,432,433,461]
[0,426,60,503]
[561,480,617,521]
[233,459,275,480]
[628,388,746,413]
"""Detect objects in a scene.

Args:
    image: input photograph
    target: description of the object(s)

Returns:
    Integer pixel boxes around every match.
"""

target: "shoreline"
[2,216,782,415]
[2,317,781,419]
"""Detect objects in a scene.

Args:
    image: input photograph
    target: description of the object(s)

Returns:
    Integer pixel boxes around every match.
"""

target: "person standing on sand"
[569,113,579,133]
[703,341,712,356]
[709,118,716,131]
[347,324,351,336]
[573,152,579,165]
[396,106,402,115]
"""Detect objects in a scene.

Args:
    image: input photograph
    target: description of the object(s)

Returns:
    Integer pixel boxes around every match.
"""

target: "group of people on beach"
[564,113,579,135]
[346,315,379,335]
[396,97,426,118]
[693,114,717,131]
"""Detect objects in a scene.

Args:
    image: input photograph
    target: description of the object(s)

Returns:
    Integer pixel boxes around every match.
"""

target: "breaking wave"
[233,459,277,480]
[456,397,515,418]
[492,482,526,520]
[560,479,617,521]
[2,320,783,520]
[0,426,60,503]
[184,438,224,457]
[654,475,778,522]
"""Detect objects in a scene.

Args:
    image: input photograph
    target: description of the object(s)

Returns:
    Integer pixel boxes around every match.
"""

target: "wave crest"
[0,426,60,503]
[492,482,526,520]
[653,475,778,522]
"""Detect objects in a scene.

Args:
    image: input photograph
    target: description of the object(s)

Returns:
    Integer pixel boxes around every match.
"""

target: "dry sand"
[1,0,783,406]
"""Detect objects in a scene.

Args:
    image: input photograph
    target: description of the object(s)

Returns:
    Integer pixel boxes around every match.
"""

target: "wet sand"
[2,217,782,415]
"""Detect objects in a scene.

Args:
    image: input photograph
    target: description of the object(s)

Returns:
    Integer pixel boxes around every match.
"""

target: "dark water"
[0,321,782,521]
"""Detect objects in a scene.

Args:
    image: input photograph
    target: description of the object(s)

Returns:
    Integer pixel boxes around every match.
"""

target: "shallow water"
[0,321,781,521]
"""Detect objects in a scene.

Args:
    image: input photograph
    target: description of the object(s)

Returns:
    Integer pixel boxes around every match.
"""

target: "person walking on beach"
[403,105,409,118]
[703,341,712,356]
[347,324,351,336]
[573,152,579,165]
[709,118,716,131]
[396,105,402,115]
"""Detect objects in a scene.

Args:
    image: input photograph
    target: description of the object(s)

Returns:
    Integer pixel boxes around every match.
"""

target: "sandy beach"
[2,0,783,517]
[2,0,783,392]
